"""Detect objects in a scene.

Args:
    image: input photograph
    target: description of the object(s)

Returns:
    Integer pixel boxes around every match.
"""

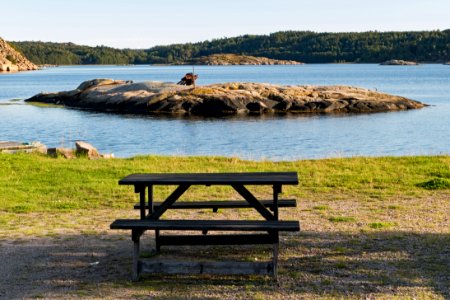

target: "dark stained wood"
[232,184,275,220]
[148,184,190,220]
[113,171,300,279]
[110,219,300,231]
[133,199,297,210]
[119,172,298,186]
[139,187,146,219]
[158,234,277,246]
[140,260,274,276]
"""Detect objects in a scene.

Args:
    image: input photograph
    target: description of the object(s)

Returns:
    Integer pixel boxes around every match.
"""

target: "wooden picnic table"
[110,172,300,280]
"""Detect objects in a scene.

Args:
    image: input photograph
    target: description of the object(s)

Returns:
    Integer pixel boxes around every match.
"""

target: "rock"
[0,141,47,153]
[191,54,303,65]
[30,141,47,154]
[25,79,427,116]
[0,38,39,72]
[101,153,115,159]
[47,148,75,159]
[380,59,418,65]
[246,101,268,113]
[75,141,100,159]
[76,78,128,91]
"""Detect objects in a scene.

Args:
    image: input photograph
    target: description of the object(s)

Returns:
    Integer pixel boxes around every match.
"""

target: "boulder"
[47,148,75,159]
[101,153,115,159]
[75,141,100,159]
[31,141,47,154]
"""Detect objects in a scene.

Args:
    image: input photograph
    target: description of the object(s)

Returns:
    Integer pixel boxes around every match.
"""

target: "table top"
[119,172,298,186]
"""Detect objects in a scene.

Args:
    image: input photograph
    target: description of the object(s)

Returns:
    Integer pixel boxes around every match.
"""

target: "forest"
[11,30,449,65]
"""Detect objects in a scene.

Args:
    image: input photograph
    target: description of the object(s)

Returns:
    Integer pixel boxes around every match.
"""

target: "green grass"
[328,216,356,223]
[368,222,396,229]
[312,205,329,211]
[1,153,449,214]
[416,177,450,190]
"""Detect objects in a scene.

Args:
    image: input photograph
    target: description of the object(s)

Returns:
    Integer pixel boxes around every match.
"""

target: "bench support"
[140,260,274,276]
[131,229,144,281]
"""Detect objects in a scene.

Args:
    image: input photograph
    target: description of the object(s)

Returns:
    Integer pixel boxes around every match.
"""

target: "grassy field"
[0,153,449,299]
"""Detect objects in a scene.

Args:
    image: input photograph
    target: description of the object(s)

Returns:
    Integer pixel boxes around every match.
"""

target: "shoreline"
[17,62,450,67]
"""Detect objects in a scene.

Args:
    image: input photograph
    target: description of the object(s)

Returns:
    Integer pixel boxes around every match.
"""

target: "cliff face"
[25,79,427,116]
[193,54,303,65]
[0,38,38,72]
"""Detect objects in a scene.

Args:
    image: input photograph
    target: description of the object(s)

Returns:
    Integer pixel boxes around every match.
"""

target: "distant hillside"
[11,30,450,65]
[191,54,302,65]
[0,37,38,72]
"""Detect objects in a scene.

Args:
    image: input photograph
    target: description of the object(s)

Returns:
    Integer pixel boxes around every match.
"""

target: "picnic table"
[110,172,300,280]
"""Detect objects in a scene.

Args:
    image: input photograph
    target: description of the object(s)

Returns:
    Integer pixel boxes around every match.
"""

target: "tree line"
[11,30,449,65]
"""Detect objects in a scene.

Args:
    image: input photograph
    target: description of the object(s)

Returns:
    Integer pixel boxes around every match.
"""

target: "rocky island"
[0,38,38,72]
[191,54,302,65]
[380,59,418,65]
[25,79,426,116]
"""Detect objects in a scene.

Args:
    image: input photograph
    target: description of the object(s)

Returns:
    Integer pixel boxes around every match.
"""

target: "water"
[0,64,449,160]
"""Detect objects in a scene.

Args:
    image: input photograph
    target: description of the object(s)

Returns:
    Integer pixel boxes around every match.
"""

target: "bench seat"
[110,219,300,232]
[134,199,297,211]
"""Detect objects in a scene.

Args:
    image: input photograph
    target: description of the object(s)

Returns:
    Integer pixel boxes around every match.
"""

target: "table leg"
[132,229,143,281]
[272,242,279,279]
[138,186,146,219]
[155,229,161,252]
[148,184,153,214]
[273,184,281,220]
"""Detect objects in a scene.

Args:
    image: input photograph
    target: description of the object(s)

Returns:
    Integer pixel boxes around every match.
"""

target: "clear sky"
[1,0,449,48]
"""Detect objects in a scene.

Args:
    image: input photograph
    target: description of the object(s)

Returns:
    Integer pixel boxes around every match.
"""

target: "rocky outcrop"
[0,38,38,72]
[25,79,427,116]
[192,54,302,65]
[0,141,46,154]
[380,59,418,65]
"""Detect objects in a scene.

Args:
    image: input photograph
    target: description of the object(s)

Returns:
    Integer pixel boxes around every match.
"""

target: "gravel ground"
[0,196,449,299]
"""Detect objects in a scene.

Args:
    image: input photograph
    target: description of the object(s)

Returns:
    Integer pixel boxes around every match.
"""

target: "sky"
[1,0,449,49]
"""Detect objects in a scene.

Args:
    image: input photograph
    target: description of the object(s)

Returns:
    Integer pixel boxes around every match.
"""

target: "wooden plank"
[232,184,275,220]
[110,219,300,231]
[119,172,298,185]
[148,184,190,219]
[139,187,146,219]
[132,239,140,282]
[158,234,277,246]
[134,199,297,210]
[140,260,274,276]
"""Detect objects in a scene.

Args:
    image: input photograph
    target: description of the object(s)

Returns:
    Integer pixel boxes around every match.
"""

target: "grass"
[416,177,450,190]
[0,153,449,299]
[328,216,356,223]
[367,222,396,229]
[1,153,449,215]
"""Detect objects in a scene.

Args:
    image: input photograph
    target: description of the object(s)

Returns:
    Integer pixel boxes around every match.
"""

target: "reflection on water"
[0,65,449,159]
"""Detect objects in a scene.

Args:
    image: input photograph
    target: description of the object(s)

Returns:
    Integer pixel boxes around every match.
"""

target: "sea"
[0,64,449,160]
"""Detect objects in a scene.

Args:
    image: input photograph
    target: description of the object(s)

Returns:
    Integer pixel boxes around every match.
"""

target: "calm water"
[0,65,449,160]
